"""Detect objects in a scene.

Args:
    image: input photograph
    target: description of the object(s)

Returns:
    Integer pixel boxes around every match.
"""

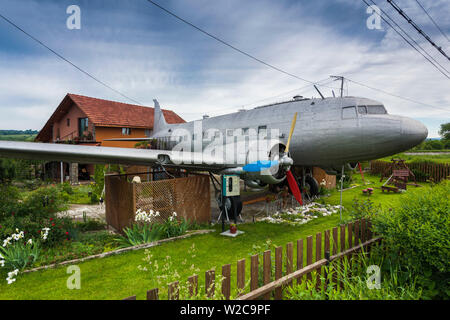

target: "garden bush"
[373,180,450,299]
[285,246,423,300]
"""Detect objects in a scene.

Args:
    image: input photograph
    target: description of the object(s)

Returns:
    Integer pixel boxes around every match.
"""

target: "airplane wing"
[0,141,225,171]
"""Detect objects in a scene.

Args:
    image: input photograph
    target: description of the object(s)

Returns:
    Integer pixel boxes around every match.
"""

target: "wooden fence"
[370,160,450,183]
[123,218,379,300]
[105,173,210,232]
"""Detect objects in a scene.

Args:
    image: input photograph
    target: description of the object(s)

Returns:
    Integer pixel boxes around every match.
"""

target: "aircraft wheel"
[303,175,319,197]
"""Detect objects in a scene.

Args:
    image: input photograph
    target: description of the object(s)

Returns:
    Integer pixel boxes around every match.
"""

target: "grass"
[379,152,450,164]
[0,173,416,300]
[0,134,36,142]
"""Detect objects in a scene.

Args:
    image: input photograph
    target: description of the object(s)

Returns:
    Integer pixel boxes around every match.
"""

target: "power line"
[386,0,450,61]
[413,0,450,43]
[147,0,449,112]
[145,0,334,90]
[362,0,450,79]
[0,12,143,106]
[347,78,450,112]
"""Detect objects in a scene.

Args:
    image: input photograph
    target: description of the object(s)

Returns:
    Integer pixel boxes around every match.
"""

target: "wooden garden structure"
[379,159,419,193]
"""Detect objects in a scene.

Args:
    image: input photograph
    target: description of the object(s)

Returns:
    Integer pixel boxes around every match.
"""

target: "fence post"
[250,255,259,291]
[315,232,322,289]
[296,239,303,285]
[168,281,179,300]
[324,250,331,298]
[188,274,199,298]
[275,246,283,300]
[286,242,293,288]
[306,236,313,281]
[221,265,231,300]
[263,250,271,300]
[237,259,246,297]
[147,288,159,300]
[205,269,215,299]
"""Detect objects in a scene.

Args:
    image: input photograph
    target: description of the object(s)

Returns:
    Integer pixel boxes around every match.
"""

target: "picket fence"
[370,160,450,183]
[123,218,380,300]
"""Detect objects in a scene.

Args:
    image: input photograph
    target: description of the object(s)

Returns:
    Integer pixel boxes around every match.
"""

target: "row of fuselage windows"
[342,105,387,119]
[163,125,269,143]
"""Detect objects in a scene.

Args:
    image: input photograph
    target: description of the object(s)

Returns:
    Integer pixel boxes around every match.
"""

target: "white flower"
[6,269,19,285]
[0,260,4,267]
[41,228,50,241]
[27,239,33,245]
[172,212,177,217]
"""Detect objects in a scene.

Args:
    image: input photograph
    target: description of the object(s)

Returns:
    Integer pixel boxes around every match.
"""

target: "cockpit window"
[342,106,357,119]
[358,106,367,114]
[367,105,387,114]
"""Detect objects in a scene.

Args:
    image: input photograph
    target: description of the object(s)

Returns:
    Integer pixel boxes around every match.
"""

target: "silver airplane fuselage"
[151,96,428,168]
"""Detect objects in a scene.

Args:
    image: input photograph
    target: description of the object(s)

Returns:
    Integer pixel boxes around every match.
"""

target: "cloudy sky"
[0,0,449,137]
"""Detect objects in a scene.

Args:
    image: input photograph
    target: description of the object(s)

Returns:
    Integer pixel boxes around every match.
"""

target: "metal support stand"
[339,165,344,223]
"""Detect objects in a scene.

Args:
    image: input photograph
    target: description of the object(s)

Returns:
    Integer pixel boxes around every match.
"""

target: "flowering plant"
[116,209,162,248]
[0,228,44,284]
[161,212,189,238]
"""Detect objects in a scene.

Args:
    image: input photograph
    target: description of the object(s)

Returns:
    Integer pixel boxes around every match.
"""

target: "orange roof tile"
[68,93,185,128]
[36,94,185,142]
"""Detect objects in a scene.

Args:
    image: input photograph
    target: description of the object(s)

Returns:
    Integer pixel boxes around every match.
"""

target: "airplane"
[0,94,428,215]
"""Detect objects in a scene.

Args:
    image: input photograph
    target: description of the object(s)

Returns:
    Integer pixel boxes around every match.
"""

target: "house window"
[67,118,70,127]
[145,129,152,137]
[342,106,357,119]
[242,128,249,135]
[78,118,88,136]
[122,128,131,135]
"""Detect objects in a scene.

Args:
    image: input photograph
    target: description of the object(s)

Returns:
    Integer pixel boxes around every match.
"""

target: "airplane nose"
[401,117,428,148]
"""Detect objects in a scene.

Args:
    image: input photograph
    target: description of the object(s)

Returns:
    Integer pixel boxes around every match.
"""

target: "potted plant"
[229,223,237,234]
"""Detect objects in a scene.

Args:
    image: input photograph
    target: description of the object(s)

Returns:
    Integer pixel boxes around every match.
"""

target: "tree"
[438,122,450,141]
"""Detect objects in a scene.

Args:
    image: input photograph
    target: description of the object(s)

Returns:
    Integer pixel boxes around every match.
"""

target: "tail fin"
[153,99,168,133]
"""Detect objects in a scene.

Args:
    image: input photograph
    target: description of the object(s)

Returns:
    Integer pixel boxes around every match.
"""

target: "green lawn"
[0,134,36,141]
[0,174,414,300]
[379,152,450,164]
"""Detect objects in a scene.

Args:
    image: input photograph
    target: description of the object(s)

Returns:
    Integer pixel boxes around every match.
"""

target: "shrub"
[373,180,450,299]
[117,209,163,248]
[349,197,380,221]
[117,223,162,248]
[285,246,423,300]
[60,182,74,195]
[0,185,20,220]
[161,212,189,238]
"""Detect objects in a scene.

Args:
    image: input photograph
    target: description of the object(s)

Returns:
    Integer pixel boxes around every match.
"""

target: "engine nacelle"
[220,139,289,185]
[244,179,267,189]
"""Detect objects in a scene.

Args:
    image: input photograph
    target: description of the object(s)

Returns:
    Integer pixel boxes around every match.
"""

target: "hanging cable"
[413,0,450,43]
[386,0,450,61]
[0,12,144,106]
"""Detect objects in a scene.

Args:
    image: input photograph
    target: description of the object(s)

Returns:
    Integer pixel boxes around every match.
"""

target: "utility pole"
[330,76,345,97]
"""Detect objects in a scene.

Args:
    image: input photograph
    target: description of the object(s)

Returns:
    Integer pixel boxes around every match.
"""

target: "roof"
[36,94,185,141]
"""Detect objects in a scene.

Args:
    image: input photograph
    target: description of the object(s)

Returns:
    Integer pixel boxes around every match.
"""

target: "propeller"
[284,112,303,205]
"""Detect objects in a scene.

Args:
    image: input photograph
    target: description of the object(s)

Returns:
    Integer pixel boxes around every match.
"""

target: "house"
[36,93,185,183]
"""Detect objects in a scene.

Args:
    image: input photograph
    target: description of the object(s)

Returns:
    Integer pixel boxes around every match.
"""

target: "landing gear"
[271,167,320,201]
[210,173,243,229]
[303,175,319,199]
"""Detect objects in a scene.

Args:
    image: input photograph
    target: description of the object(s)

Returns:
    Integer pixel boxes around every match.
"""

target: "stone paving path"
[57,203,106,221]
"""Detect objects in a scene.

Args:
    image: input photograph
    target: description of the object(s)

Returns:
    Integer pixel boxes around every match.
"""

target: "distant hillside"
[0,130,38,141]
[0,130,38,135]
